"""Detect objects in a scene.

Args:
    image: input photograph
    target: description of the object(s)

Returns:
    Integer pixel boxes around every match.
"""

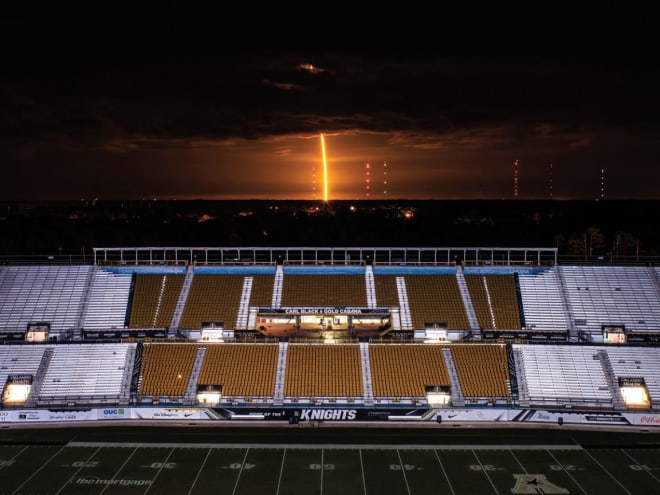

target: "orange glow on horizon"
[320,133,329,202]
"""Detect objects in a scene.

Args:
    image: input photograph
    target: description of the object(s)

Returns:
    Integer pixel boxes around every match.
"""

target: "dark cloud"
[1,7,659,199]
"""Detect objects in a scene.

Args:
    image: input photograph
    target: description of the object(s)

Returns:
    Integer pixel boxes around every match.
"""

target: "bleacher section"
[0,265,92,331]
[138,343,199,400]
[37,343,135,406]
[517,267,569,331]
[2,337,660,413]
[369,344,450,400]
[0,344,46,391]
[560,265,660,336]
[2,263,659,338]
[249,275,276,307]
[515,344,613,408]
[129,274,184,328]
[283,344,363,400]
[465,275,521,330]
[198,343,278,398]
[178,275,245,330]
[373,275,401,307]
[5,259,660,420]
[450,344,510,401]
[403,275,469,330]
[607,346,660,408]
[280,274,367,307]
[82,268,132,329]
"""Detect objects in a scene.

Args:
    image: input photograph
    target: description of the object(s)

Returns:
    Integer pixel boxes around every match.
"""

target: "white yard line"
[275,448,286,495]
[9,444,69,495]
[359,449,368,495]
[231,448,250,495]
[509,449,528,473]
[471,449,500,494]
[0,446,29,472]
[143,447,175,495]
[396,449,412,495]
[582,449,632,495]
[320,449,324,495]
[186,448,212,495]
[433,450,456,495]
[546,450,589,495]
[620,448,660,484]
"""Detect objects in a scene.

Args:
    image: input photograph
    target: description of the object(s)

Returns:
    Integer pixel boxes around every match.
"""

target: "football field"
[1,423,660,494]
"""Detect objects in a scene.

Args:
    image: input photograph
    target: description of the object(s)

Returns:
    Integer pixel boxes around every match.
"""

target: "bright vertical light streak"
[320,133,329,202]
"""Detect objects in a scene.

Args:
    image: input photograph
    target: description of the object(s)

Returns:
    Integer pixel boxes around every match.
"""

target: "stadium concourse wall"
[1,406,660,427]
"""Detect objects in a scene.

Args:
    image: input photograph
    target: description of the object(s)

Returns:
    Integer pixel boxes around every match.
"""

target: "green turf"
[1,425,660,494]
[3,444,659,494]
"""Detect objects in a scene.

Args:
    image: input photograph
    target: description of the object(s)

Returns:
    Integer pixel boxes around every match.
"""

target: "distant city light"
[513,159,519,198]
[365,162,371,199]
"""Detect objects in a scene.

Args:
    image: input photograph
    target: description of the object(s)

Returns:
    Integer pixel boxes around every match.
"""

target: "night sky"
[2,7,659,201]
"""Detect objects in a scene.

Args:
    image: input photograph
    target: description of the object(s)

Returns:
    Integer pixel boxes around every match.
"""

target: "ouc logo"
[103,408,125,416]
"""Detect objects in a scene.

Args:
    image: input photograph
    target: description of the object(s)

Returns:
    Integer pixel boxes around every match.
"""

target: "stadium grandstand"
[1,246,660,426]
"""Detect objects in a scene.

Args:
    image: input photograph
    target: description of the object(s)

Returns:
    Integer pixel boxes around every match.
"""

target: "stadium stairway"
[74,267,97,335]
[169,263,194,332]
[120,344,137,405]
[596,349,627,410]
[395,277,413,330]
[272,341,288,405]
[130,343,143,402]
[151,275,168,328]
[506,344,519,397]
[184,346,206,404]
[272,264,283,308]
[24,347,54,408]
[235,277,253,330]
[455,265,480,334]
[482,276,497,328]
[360,341,375,406]
[513,273,526,329]
[512,347,530,408]
[442,347,465,406]
[365,265,377,309]
[555,266,579,340]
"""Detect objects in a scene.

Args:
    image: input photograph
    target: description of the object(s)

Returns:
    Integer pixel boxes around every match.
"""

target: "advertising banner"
[132,407,206,420]
[13,409,96,422]
[98,407,131,420]
[213,407,429,421]
[622,413,660,426]
[434,409,522,422]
